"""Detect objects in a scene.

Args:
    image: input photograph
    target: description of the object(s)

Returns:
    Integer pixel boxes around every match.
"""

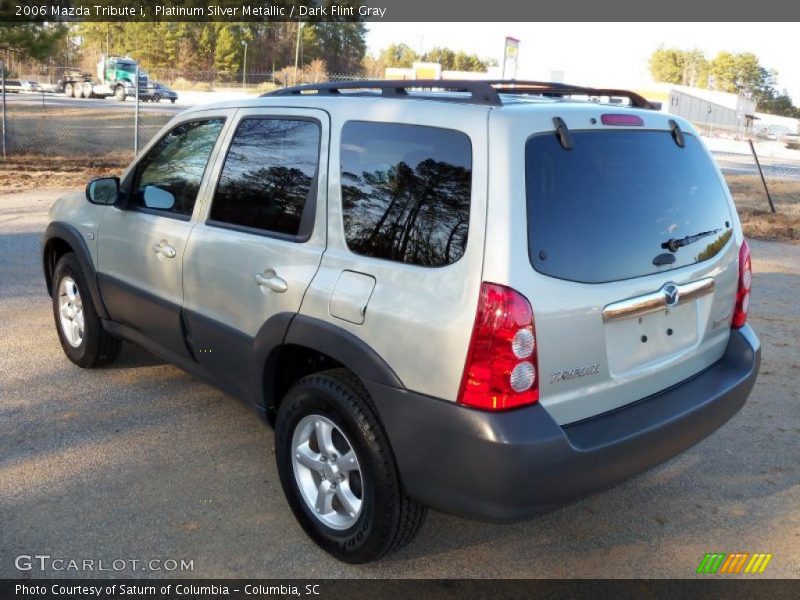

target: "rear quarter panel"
[298,98,490,401]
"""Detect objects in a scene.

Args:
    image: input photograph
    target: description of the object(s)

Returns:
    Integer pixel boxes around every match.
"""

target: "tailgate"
[495,116,741,425]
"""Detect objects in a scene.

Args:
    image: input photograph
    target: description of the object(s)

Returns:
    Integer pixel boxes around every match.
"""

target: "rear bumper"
[367,325,760,520]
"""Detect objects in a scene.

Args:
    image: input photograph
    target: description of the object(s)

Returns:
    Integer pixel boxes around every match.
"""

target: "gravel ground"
[1,189,798,579]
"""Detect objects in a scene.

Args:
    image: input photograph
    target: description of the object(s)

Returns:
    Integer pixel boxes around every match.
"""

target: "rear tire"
[52,253,122,368]
[275,369,426,563]
[82,82,93,98]
[64,82,74,98]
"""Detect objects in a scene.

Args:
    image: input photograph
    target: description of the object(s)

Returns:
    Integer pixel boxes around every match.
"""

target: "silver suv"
[42,80,760,563]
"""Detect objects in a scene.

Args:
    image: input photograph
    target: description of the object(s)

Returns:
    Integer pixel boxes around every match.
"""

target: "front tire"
[114,86,126,101]
[52,253,122,368]
[275,369,426,563]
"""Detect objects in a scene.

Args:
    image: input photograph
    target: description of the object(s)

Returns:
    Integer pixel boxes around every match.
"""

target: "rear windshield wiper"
[661,228,722,252]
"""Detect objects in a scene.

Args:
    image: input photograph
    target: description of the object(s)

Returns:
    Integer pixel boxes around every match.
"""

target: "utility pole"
[294,21,304,86]
[134,64,140,155]
[241,40,248,89]
[1,61,6,159]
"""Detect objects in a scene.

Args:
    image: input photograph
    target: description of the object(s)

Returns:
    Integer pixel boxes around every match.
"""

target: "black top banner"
[1,0,800,22]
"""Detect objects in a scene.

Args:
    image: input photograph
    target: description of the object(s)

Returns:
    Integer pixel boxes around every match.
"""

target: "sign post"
[501,37,520,80]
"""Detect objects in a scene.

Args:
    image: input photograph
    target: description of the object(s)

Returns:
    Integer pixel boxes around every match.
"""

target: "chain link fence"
[2,91,174,161]
[0,69,368,162]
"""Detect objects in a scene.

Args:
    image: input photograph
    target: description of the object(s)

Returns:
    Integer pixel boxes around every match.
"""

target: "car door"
[97,111,232,359]
[182,108,329,398]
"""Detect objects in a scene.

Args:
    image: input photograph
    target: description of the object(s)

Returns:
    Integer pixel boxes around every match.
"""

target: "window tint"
[526,131,733,283]
[210,118,320,238]
[131,119,224,217]
[340,122,472,267]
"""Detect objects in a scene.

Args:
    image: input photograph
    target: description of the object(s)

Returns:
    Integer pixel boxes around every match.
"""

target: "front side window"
[340,122,472,267]
[210,118,321,238]
[131,118,225,218]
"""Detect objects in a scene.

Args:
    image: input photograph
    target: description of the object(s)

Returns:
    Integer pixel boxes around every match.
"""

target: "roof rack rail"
[482,80,655,109]
[265,79,502,106]
[263,79,656,110]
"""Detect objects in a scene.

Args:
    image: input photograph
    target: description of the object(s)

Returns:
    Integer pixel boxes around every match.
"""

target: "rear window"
[526,130,733,283]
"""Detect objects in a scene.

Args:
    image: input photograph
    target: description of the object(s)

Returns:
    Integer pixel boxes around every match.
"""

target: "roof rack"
[263,79,656,110]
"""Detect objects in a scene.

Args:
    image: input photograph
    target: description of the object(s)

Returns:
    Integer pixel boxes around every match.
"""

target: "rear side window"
[131,119,225,218]
[210,118,320,239]
[526,130,733,283]
[340,122,472,267]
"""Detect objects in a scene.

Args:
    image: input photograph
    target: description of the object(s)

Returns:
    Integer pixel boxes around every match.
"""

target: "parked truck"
[58,56,147,101]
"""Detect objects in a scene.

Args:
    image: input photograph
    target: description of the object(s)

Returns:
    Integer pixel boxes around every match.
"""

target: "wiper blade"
[661,228,722,253]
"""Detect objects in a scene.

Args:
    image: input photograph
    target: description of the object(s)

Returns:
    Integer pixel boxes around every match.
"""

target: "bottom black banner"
[1,579,799,600]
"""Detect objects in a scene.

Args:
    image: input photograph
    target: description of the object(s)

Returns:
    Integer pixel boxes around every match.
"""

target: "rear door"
[486,109,741,425]
[182,108,328,396]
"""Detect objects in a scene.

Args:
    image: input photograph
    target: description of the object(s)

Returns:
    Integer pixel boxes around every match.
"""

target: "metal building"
[666,85,756,132]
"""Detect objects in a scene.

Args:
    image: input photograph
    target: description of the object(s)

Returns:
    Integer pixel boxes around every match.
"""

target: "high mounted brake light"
[458,283,539,411]
[600,114,644,126]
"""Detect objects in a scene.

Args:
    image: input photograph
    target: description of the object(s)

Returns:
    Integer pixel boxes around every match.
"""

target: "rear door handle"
[255,271,288,293]
[152,240,177,259]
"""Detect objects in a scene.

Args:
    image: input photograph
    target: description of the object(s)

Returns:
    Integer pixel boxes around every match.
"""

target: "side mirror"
[86,177,119,205]
[143,185,176,210]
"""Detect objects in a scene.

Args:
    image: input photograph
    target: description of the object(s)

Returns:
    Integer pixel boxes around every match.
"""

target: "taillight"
[732,240,752,329]
[458,283,538,410]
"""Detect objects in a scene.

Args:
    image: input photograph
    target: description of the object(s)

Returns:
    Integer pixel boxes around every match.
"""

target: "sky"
[365,22,800,100]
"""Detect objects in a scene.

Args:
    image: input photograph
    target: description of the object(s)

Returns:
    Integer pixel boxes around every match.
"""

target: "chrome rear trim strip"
[602,277,715,323]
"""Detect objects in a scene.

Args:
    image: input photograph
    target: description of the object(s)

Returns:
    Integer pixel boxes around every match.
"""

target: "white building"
[665,85,756,131]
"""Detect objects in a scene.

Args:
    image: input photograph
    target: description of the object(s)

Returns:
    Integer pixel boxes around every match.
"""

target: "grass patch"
[723,174,800,241]
[0,155,127,192]
[169,78,214,92]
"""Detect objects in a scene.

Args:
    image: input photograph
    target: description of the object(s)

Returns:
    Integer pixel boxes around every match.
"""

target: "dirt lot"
[726,175,800,242]
[0,187,798,578]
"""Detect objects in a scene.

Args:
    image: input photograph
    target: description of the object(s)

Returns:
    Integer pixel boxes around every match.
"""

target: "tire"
[170,98,176,104]
[114,86,126,101]
[275,369,426,563]
[64,82,73,98]
[52,253,122,368]
[153,93,161,103]
[82,82,93,98]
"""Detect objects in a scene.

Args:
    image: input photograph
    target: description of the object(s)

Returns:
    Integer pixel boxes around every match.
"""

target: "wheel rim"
[291,414,364,530]
[57,276,84,348]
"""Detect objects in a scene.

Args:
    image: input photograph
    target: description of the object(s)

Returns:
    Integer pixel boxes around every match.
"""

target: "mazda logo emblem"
[663,283,680,308]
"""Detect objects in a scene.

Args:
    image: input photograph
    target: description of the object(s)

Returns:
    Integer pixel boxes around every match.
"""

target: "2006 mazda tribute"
[42,80,760,562]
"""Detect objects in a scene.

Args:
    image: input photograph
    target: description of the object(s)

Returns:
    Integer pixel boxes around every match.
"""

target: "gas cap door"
[329,271,376,325]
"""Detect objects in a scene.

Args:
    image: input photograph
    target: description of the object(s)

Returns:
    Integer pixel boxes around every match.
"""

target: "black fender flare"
[255,314,403,422]
[42,221,109,319]
[282,315,404,389]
